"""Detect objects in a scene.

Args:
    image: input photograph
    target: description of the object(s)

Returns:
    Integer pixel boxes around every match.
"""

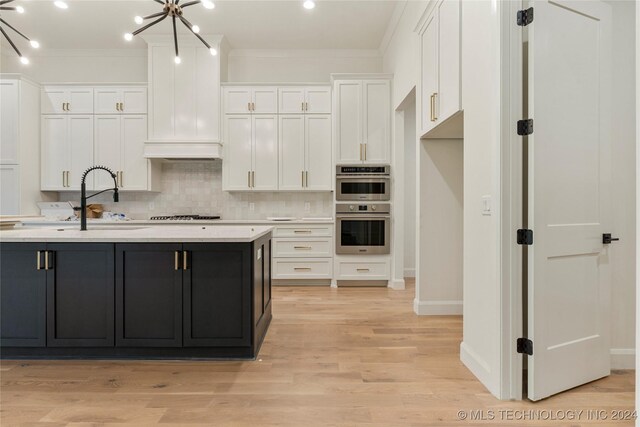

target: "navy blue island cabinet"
[0,232,272,360]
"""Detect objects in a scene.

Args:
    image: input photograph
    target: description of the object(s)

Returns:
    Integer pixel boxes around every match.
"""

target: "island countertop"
[0,224,274,243]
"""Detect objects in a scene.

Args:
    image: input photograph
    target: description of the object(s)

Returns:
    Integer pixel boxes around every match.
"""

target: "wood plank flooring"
[1,280,635,426]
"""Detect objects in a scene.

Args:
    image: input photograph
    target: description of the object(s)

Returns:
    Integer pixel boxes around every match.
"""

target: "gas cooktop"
[150,214,221,221]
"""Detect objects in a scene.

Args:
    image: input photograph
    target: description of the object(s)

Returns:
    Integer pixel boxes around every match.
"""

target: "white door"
[67,115,94,190]
[335,81,362,164]
[121,88,147,114]
[437,0,461,123]
[0,80,19,164]
[94,89,120,114]
[305,87,332,114]
[41,115,69,190]
[252,115,278,190]
[224,115,253,190]
[67,88,94,114]
[305,114,332,190]
[0,165,20,215]
[527,0,612,401]
[420,13,438,134]
[41,88,67,114]
[362,80,390,164]
[279,88,306,114]
[252,87,278,114]
[224,87,252,114]
[121,115,148,190]
[94,115,121,190]
[278,115,305,190]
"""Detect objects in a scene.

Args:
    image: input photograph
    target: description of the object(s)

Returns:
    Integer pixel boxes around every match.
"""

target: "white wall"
[227,50,382,82]
[404,100,417,276]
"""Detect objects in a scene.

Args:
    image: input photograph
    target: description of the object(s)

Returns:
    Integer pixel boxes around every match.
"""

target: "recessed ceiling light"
[54,1,68,9]
[303,0,315,10]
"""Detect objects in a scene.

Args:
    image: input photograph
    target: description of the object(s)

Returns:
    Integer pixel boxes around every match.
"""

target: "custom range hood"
[142,34,223,160]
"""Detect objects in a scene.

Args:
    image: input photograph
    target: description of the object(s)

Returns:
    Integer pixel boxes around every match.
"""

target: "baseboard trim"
[460,341,500,398]
[413,299,463,315]
[404,268,416,278]
[610,348,635,369]
[389,279,405,290]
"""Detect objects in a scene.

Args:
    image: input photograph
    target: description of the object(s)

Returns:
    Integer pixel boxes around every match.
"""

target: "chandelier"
[0,0,39,64]
[124,0,217,64]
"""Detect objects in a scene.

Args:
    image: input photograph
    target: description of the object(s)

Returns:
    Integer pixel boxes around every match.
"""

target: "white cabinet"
[94,115,148,191]
[223,86,278,114]
[94,87,147,114]
[223,115,278,191]
[278,86,331,114]
[335,256,391,281]
[41,86,94,114]
[41,115,94,191]
[0,165,19,215]
[418,0,461,135]
[0,80,19,164]
[272,223,334,281]
[334,78,391,164]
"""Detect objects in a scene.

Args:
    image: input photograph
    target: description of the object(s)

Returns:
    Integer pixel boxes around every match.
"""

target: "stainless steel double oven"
[335,165,391,255]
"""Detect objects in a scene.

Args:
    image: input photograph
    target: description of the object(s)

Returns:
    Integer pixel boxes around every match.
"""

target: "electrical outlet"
[249,203,255,211]
[304,202,311,212]
[481,195,492,216]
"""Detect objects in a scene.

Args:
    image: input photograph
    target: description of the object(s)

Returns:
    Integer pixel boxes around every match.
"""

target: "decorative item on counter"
[102,212,129,221]
[84,204,104,219]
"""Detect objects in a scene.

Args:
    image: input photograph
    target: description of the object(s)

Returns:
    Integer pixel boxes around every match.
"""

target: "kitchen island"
[0,226,273,360]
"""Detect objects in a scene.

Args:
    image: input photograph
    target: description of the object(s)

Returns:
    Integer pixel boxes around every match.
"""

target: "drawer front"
[274,225,333,238]
[336,260,390,280]
[273,238,332,258]
[273,259,333,279]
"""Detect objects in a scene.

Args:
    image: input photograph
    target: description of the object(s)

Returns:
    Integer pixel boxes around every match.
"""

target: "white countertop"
[19,218,334,227]
[0,225,274,243]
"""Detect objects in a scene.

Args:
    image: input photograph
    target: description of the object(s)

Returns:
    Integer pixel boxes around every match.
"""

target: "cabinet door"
[121,115,148,190]
[362,80,390,164]
[183,244,251,347]
[94,88,120,114]
[94,115,121,190]
[278,115,305,190]
[0,165,19,215]
[115,244,183,347]
[305,87,332,114]
[0,243,47,347]
[67,87,94,114]
[420,13,438,134]
[41,88,67,114]
[46,244,115,347]
[0,80,19,163]
[278,87,306,114]
[437,0,461,123]
[41,115,69,191]
[121,87,147,114]
[252,115,278,190]
[224,87,252,114]
[224,115,253,190]
[252,87,278,114]
[305,114,332,190]
[335,81,362,164]
[68,115,94,191]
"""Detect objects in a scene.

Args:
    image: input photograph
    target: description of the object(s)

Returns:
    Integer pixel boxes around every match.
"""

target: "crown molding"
[378,1,408,56]
[228,49,382,59]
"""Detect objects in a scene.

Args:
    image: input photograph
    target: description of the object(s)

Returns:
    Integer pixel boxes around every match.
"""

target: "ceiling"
[1,0,399,51]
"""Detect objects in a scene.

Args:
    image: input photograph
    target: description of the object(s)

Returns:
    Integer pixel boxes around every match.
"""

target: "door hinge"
[517,119,533,136]
[517,229,533,245]
[517,7,534,26]
[517,338,533,355]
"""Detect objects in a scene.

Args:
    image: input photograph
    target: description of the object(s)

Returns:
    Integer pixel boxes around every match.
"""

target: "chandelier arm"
[152,0,166,5]
[132,12,168,36]
[180,1,200,8]
[0,25,22,57]
[0,7,17,10]
[0,17,30,41]
[178,15,211,49]
[172,14,179,58]
[0,0,16,6]
[143,11,166,20]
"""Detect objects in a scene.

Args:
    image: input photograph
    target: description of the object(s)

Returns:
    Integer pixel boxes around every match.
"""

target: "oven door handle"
[336,176,391,180]
[336,215,391,220]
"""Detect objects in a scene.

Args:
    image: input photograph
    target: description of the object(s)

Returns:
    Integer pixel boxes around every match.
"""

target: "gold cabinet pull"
[363,144,367,161]
[175,251,180,270]
[44,251,50,270]
[301,102,305,112]
[36,251,41,270]
[248,171,251,188]
[301,171,304,187]
[183,250,188,270]
[120,102,124,111]
[305,102,308,111]
[357,268,370,272]
[433,93,438,121]
[294,246,312,250]
[248,102,251,111]
[305,171,308,188]
[62,171,66,187]
[293,229,312,234]
[252,102,255,111]
[251,171,255,188]
[294,267,312,271]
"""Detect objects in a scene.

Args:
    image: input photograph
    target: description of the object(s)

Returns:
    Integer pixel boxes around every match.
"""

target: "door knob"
[603,233,620,244]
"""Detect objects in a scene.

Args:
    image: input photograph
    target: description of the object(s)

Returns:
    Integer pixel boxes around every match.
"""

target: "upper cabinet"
[278,87,331,114]
[94,87,147,114]
[223,87,278,114]
[333,76,391,165]
[418,0,461,137]
[41,87,93,115]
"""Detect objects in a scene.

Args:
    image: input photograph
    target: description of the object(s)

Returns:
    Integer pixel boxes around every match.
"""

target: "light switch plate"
[481,195,492,216]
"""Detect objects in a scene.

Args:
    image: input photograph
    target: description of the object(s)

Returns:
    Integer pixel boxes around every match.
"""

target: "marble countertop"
[0,225,274,243]
[19,218,335,227]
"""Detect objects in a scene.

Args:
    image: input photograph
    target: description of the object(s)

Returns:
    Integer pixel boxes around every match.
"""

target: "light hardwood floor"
[1,280,635,426]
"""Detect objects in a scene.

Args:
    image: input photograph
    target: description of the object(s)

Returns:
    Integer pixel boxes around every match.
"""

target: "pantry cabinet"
[223,86,278,114]
[418,0,461,136]
[333,76,391,164]
[41,86,93,114]
[94,87,147,114]
[278,86,331,114]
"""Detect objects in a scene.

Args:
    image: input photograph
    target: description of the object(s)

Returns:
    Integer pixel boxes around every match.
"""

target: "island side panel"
[253,233,273,356]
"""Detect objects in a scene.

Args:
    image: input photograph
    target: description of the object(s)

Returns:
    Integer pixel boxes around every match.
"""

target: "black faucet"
[80,166,119,231]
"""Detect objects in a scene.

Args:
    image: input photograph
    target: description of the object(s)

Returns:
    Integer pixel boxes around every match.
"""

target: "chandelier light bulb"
[20,56,29,65]
[202,0,215,10]
[191,25,200,34]
[54,1,68,9]
[303,0,315,10]
[134,16,144,25]
[209,47,217,56]
[174,56,181,64]
[30,40,40,49]
[124,33,133,41]
[16,6,24,13]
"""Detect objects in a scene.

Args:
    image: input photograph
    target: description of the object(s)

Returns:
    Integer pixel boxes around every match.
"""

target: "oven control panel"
[336,203,391,214]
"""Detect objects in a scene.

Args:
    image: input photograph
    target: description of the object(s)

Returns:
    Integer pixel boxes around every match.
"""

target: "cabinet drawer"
[336,259,390,280]
[273,224,333,238]
[273,238,332,258]
[273,258,333,279]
